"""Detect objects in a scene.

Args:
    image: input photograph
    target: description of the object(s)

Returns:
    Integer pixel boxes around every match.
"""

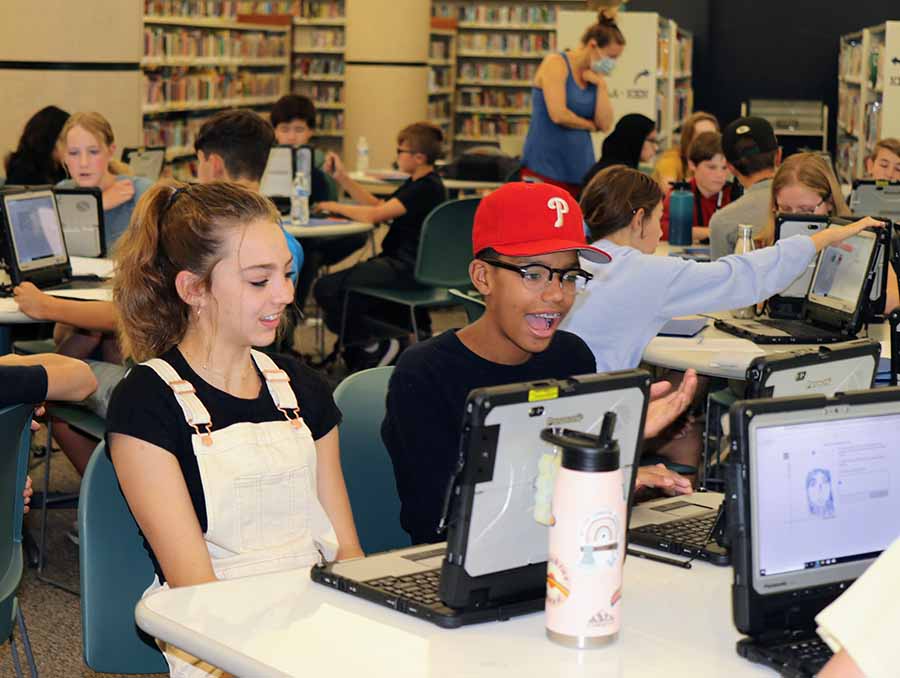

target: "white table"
[282,218,373,239]
[348,171,503,196]
[643,315,890,380]
[135,559,769,677]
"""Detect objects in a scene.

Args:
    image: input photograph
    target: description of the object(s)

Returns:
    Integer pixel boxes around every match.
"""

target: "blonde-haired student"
[107,180,362,677]
[865,138,900,182]
[56,112,152,248]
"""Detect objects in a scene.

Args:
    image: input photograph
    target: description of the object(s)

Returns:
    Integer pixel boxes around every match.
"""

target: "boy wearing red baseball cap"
[382,182,695,545]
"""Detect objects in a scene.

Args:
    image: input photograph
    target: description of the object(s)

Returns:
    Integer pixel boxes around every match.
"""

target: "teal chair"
[333,367,409,554]
[0,404,39,677]
[79,443,167,674]
[339,197,480,346]
[11,339,55,356]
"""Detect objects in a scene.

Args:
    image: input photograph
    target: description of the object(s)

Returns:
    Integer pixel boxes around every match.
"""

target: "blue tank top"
[521,53,597,185]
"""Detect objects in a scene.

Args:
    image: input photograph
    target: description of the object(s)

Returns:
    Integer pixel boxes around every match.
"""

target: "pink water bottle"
[542,412,626,649]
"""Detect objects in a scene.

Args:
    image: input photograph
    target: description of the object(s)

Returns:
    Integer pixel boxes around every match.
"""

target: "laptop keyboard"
[632,513,717,547]
[767,636,833,675]
[368,569,442,607]
[756,318,839,338]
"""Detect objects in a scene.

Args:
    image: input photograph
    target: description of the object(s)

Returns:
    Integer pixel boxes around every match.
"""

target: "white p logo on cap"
[547,197,569,228]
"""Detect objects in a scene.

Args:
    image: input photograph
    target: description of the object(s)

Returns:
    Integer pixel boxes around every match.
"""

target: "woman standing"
[520,10,624,196]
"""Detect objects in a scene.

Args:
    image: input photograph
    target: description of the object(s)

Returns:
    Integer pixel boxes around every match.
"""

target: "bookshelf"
[142,2,292,174]
[429,24,458,155]
[558,10,693,164]
[837,22,900,184]
[433,1,574,148]
[291,0,346,152]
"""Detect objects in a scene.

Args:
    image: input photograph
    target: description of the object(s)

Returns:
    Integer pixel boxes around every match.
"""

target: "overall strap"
[142,358,214,443]
[250,350,303,429]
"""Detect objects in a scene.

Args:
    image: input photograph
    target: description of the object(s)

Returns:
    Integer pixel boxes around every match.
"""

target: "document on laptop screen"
[809,234,873,313]
[7,195,66,265]
[753,413,900,578]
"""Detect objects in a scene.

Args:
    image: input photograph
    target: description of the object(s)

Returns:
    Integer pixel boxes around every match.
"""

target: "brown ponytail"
[113,180,281,362]
[580,165,663,241]
[581,9,626,48]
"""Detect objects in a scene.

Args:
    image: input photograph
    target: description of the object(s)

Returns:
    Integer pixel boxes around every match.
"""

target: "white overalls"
[140,349,337,677]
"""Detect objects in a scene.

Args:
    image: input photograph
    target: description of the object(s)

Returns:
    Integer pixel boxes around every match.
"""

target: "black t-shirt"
[381,330,596,544]
[311,165,329,204]
[380,171,447,263]
[0,365,48,406]
[105,348,342,581]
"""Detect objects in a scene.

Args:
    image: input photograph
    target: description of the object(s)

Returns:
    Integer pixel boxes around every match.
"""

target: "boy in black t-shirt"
[382,182,698,545]
[313,122,447,370]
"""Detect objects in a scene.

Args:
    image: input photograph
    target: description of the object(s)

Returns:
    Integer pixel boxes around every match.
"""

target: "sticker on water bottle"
[577,511,620,569]
[546,556,571,607]
[533,449,561,526]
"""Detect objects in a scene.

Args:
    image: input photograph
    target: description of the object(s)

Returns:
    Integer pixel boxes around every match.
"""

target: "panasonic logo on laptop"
[546,413,584,427]
[805,377,833,390]
[763,581,788,589]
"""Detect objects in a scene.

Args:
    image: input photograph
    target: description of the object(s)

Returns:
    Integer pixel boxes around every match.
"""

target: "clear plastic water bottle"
[291,170,309,226]
[542,413,625,650]
[356,136,369,173]
[732,224,757,319]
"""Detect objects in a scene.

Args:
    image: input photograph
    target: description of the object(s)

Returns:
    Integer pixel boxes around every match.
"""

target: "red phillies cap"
[472,182,611,263]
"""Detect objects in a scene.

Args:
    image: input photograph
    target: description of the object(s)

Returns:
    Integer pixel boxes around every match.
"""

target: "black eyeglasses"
[482,259,593,294]
[774,195,828,215]
[396,147,416,156]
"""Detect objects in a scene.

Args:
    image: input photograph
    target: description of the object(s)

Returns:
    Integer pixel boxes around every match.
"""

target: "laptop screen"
[807,228,876,315]
[3,191,68,272]
[260,145,294,198]
[749,404,900,594]
[774,216,830,300]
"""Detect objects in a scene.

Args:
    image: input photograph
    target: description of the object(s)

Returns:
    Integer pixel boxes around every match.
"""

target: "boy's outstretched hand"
[643,369,698,439]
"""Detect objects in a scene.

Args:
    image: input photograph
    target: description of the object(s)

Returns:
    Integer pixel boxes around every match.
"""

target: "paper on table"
[45,288,113,301]
[0,298,21,315]
[70,257,114,278]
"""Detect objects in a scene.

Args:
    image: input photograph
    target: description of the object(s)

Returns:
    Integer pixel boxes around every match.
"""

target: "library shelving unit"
[432,1,585,149]
[429,21,458,155]
[837,21,900,184]
[291,0,346,152]
[142,2,292,176]
[559,10,693,161]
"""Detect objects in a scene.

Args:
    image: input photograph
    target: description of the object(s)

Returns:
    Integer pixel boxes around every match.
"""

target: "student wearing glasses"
[313,122,447,371]
[762,152,899,310]
[382,182,700,546]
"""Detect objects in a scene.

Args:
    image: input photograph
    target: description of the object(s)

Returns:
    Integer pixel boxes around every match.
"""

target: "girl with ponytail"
[107,180,362,677]
[520,9,625,196]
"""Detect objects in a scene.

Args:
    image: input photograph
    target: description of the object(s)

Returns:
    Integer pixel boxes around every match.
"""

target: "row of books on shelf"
[840,40,865,79]
[836,138,858,182]
[673,87,692,125]
[144,28,288,60]
[456,114,528,137]
[428,99,452,120]
[429,69,453,89]
[143,116,210,151]
[294,56,343,77]
[294,82,342,103]
[432,3,557,25]
[143,71,283,107]
[658,35,692,74]
[296,29,344,48]
[458,61,536,81]
[315,110,343,132]
[458,88,529,109]
[458,33,555,54]
[145,0,344,19]
[430,40,452,60]
[839,86,861,135]
[839,39,883,85]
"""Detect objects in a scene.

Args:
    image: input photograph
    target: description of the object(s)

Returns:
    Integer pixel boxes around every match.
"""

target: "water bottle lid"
[539,413,620,472]
[673,181,692,191]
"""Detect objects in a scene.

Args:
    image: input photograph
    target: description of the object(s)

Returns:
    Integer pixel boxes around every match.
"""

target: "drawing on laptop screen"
[754,413,900,577]
[810,237,870,310]
[7,195,66,266]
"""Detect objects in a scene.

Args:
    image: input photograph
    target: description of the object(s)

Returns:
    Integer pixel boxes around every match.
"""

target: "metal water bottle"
[542,412,626,649]
[668,181,693,246]
[732,224,757,319]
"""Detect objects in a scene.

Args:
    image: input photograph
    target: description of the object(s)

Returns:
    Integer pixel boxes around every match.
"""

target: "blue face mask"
[591,57,616,75]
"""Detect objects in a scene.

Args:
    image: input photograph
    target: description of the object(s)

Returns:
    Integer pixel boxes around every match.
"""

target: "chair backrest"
[0,404,35,640]
[414,197,480,288]
[332,366,409,554]
[79,443,167,674]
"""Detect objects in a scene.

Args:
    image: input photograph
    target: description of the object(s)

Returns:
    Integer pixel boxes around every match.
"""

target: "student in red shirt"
[661,131,733,242]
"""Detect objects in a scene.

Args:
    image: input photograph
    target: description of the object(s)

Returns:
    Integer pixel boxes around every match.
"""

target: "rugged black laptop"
[53,186,106,258]
[716,226,884,344]
[122,146,165,180]
[0,188,106,292]
[312,370,650,628]
[767,214,842,319]
[727,388,900,677]
[629,339,880,566]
